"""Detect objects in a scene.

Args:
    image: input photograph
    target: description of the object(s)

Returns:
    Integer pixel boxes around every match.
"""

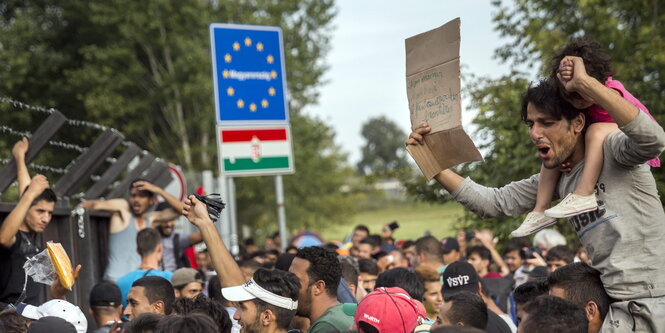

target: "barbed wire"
[66,119,109,132]
[1,97,162,198]
[71,192,86,200]
[48,140,87,153]
[29,163,68,174]
[0,98,132,158]
[0,97,54,115]
[0,158,67,174]
[0,125,32,138]
[0,96,110,132]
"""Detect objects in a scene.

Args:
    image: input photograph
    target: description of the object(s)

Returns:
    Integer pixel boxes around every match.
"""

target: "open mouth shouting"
[537,145,551,159]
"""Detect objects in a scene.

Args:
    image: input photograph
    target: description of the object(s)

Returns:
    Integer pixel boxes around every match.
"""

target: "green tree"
[0,0,355,234]
[357,116,410,177]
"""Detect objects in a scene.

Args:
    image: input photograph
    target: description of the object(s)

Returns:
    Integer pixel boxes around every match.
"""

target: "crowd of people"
[1,38,665,332]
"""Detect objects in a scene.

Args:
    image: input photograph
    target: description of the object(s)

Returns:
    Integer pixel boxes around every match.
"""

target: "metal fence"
[0,98,174,331]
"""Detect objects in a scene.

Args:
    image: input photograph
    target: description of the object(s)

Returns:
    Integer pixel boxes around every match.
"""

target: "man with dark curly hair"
[289,246,354,333]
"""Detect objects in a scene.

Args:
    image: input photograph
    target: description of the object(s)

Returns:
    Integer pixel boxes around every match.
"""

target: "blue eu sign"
[209,24,289,124]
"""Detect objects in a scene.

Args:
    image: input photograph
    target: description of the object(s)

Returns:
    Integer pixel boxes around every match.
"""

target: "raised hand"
[50,264,82,299]
[182,195,212,227]
[405,123,431,145]
[12,137,29,159]
[132,180,160,194]
[557,56,597,105]
[25,174,49,197]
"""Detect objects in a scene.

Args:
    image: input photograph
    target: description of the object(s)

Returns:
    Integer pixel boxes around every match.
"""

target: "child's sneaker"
[544,193,598,218]
[511,212,557,238]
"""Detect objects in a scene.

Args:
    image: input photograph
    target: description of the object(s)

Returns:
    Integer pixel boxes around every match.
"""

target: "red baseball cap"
[354,287,427,333]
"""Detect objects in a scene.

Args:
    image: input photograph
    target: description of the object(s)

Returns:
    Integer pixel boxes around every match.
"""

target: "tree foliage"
[357,116,410,177]
[0,0,355,234]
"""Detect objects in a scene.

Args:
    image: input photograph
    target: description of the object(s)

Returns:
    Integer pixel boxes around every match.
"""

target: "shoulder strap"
[142,268,153,277]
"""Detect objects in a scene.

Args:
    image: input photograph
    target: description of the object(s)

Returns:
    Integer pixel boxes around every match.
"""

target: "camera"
[465,230,475,241]
[383,221,400,233]
[522,246,542,259]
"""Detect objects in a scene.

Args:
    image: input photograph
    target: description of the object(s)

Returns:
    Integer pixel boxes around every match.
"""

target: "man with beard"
[152,202,202,272]
[408,57,665,331]
[182,195,301,333]
[79,179,183,281]
[289,246,354,333]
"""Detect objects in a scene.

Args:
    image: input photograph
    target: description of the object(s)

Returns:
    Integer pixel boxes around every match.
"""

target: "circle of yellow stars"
[223,37,279,112]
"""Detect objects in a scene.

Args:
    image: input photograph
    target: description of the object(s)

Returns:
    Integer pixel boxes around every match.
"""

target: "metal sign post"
[275,175,287,251]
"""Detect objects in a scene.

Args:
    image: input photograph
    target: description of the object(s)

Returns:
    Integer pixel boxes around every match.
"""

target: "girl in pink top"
[512,39,659,237]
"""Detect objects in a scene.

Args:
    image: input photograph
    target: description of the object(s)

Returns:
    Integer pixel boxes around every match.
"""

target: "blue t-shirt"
[117,269,173,308]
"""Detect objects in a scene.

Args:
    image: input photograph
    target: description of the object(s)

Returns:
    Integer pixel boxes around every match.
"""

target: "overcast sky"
[305,0,515,164]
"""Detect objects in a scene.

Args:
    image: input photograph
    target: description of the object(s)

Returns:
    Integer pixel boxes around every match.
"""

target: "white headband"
[222,278,298,311]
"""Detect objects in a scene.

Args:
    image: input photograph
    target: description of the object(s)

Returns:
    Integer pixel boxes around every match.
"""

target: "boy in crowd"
[0,138,56,305]
[544,245,575,273]
[116,228,172,307]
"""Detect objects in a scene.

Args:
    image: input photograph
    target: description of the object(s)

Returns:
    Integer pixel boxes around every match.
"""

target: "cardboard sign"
[405,18,482,179]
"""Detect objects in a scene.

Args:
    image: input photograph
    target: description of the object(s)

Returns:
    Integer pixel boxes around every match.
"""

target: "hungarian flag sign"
[218,126,294,175]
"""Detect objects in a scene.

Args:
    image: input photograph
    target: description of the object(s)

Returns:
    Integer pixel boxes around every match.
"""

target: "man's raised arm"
[182,195,245,287]
[407,123,539,218]
[560,56,640,127]
[12,138,30,195]
[134,181,184,214]
[562,56,665,165]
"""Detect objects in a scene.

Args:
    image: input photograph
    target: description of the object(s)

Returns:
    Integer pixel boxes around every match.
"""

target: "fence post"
[53,129,124,198]
[84,143,141,199]
[107,154,156,199]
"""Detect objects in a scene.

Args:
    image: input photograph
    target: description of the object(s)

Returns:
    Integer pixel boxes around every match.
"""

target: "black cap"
[441,261,480,297]
[28,317,77,333]
[441,237,460,254]
[89,282,123,307]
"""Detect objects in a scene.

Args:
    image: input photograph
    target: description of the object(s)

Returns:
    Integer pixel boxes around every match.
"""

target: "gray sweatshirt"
[451,111,665,300]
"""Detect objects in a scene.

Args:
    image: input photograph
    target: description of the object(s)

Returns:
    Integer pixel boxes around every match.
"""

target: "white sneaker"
[544,193,598,218]
[511,212,557,238]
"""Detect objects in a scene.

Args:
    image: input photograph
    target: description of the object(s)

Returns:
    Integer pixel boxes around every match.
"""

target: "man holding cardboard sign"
[407,54,665,331]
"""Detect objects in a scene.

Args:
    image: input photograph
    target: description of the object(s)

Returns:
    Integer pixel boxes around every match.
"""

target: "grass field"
[320,201,466,242]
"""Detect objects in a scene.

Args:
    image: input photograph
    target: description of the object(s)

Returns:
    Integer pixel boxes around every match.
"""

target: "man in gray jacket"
[407,57,665,332]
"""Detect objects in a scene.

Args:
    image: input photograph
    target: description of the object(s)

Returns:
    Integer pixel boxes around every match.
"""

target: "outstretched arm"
[78,198,129,213]
[182,195,245,287]
[12,138,30,196]
[407,123,538,217]
[0,175,49,247]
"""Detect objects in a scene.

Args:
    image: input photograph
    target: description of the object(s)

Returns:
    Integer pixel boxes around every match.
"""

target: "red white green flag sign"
[217,125,294,176]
